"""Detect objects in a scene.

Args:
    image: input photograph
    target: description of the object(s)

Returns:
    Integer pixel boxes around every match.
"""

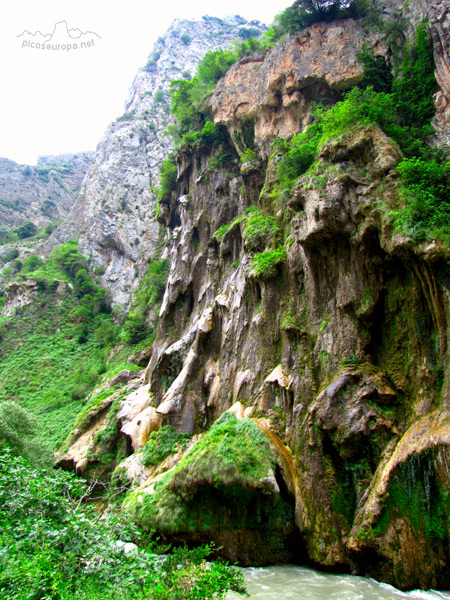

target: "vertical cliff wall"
[48,16,265,308]
[58,2,450,590]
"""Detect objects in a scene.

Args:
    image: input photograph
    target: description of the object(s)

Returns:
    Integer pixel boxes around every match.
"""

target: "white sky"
[0,0,292,165]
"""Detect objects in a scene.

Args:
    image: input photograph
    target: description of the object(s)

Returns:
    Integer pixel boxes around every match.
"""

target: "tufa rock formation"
[54,0,450,591]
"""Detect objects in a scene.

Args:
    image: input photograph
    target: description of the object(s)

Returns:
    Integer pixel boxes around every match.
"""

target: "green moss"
[374,450,449,541]
[126,414,296,563]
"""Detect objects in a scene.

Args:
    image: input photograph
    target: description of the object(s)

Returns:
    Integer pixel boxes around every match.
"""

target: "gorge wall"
[48,16,265,308]
[44,0,450,591]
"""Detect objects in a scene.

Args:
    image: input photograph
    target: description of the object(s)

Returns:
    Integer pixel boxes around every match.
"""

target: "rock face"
[60,3,450,591]
[377,0,450,147]
[48,16,265,308]
[208,21,382,150]
[0,153,92,231]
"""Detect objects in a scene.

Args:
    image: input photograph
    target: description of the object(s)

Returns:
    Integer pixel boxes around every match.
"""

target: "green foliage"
[122,258,170,345]
[276,125,322,191]
[267,0,368,42]
[0,242,119,448]
[158,154,177,197]
[243,210,279,250]
[168,48,240,144]
[166,412,272,488]
[178,121,226,151]
[0,449,247,600]
[196,48,237,87]
[0,227,18,246]
[142,425,191,467]
[213,222,233,242]
[1,248,19,266]
[52,240,88,278]
[0,401,52,467]
[21,254,44,273]
[358,50,393,93]
[15,220,38,240]
[391,158,450,241]
[153,89,167,104]
[393,25,437,135]
[252,247,287,279]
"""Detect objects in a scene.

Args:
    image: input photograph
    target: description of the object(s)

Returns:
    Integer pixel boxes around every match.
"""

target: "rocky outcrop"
[48,16,265,308]
[60,6,450,590]
[139,14,450,581]
[208,21,382,151]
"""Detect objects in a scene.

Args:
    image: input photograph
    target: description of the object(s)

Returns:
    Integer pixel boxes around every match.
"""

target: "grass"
[0,241,152,451]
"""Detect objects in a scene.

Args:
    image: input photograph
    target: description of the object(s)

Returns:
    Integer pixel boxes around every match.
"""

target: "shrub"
[21,255,44,273]
[1,248,19,265]
[243,210,279,250]
[0,401,52,467]
[252,247,287,279]
[52,240,87,277]
[0,449,247,600]
[142,425,191,467]
[153,89,167,104]
[159,154,177,197]
[391,158,450,241]
[180,33,191,46]
[358,50,393,93]
[15,220,38,239]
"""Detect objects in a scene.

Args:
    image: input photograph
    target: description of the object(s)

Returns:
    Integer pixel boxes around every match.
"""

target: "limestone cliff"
[0,153,91,233]
[48,16,265,308]
[59,2,450,591]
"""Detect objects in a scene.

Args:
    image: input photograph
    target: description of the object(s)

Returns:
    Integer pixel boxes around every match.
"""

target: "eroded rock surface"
[60,7,450,590]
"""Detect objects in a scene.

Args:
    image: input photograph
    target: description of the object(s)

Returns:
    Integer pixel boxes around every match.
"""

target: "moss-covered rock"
[126,413,302,565]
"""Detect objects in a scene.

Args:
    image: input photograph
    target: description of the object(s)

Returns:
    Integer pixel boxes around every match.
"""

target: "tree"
[15,220,38,239]
[270,0,367,39]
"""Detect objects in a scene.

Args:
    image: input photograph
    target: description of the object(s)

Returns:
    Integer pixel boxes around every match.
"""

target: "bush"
[0,401,52,467]
[142,425,191,467]
[391,158,450,241]
[358,50,393,93]
[52,240,87,278]
[243,210,279,250]
[0,449,247,600]
[22,254,44,273]
[15,220,38,240]
[159,154,177,197]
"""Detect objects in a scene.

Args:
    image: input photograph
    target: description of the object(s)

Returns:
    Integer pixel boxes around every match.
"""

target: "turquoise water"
[226,565,450,600]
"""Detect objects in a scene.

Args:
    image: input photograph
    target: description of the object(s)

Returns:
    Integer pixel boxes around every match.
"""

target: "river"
[226,565,450,600]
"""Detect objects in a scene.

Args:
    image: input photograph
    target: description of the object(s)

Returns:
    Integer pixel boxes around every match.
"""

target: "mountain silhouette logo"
[18,20,101,51]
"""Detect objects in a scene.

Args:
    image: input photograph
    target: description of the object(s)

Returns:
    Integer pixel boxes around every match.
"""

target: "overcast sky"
[0,0,292,165]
